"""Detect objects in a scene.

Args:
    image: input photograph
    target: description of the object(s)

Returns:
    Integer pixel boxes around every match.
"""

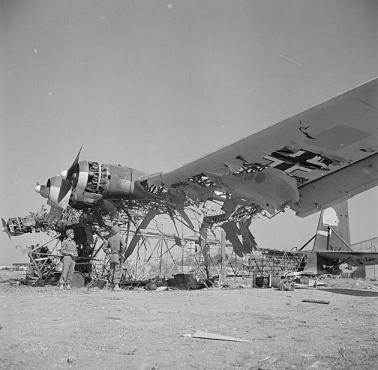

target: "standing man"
[202,243,211,280]
[59,228,78,290]
[103,225,125,291]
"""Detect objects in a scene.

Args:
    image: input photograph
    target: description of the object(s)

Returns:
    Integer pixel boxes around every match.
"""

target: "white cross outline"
[263,154,312,174]
[306,155,330,169]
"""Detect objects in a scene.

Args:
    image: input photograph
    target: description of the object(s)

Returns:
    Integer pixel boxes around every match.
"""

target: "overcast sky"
[1,0,377,264]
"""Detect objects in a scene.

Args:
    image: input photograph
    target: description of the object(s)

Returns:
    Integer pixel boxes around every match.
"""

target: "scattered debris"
[302,299,330,305]
[145,282,158,290]
[271,276,295,290]
[306,360,327,369]
[280,281,295,291]
[261,355,277,364]
[122,348,137,356]
[167,274,203,290]
[191,329,249,342]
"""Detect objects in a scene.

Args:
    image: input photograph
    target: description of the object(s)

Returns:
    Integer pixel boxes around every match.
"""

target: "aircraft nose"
[60,170,68,180]
[35,183,49,198]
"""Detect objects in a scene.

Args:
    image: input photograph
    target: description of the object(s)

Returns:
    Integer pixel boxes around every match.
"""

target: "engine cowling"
[70,161,140,205]
[35,160,154,210]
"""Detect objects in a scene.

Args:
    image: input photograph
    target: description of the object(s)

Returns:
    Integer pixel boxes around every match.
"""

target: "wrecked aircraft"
[300,201,378,274]
[254,201,378,277]
[30,78,377,259]
[3,78,378,284]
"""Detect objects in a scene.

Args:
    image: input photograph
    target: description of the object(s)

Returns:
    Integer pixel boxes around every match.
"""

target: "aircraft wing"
[316,251,378,266]
[141,78,378,217]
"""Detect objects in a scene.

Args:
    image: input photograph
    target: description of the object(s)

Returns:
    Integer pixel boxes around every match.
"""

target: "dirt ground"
[0,272,377,370]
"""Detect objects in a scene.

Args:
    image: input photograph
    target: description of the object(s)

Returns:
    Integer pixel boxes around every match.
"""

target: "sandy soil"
[0,272,377,370]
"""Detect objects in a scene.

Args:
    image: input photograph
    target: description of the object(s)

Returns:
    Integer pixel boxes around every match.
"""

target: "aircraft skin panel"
[142,78,378,214]
[316,251,378,266]
[293,153,378,217]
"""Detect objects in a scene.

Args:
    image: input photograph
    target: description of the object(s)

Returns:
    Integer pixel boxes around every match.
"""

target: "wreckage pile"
[8,202,317,290]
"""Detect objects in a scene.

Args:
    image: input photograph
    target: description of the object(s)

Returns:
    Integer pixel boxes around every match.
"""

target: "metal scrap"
[302,299,330,305]
[191,329,249,343]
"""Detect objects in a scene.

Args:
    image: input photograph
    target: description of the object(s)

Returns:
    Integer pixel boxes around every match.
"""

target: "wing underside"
[140,78,378,218]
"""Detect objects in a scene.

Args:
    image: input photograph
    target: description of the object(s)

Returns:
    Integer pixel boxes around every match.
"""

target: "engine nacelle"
[71,161,147,203]
[35,160,154,211]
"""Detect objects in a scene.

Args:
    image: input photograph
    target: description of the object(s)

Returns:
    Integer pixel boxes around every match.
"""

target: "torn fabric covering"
[221,222,243,257]
[181,183,216,204]
[124,208,157,260]
[220,217,257,257]
[221,197,238,216]
[239,217,257,252]
[166,188,194,229]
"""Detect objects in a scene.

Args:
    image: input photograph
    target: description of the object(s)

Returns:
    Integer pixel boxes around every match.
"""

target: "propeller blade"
[57,178,73,203]
[1,218,11,239]
[66,146,82,180]
[57,147,82,203]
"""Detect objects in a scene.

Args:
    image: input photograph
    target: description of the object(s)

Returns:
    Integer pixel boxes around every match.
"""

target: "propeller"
[1,218,11,239]
[57,147,82,203]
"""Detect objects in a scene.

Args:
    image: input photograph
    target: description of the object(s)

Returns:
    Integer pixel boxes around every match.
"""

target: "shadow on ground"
[321,288,378,297]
